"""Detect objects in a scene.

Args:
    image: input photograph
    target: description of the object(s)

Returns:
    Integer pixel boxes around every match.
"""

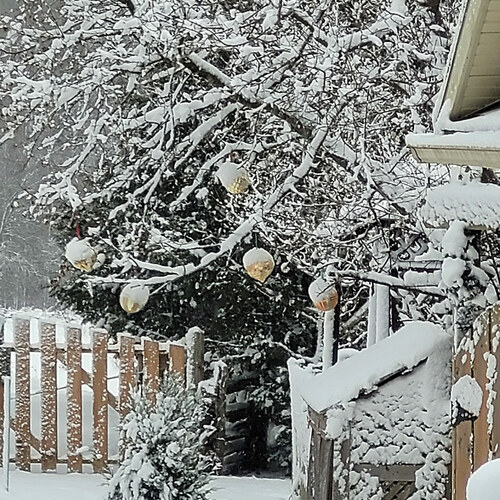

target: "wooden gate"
[453,303,500,500]
[0,315,191,473]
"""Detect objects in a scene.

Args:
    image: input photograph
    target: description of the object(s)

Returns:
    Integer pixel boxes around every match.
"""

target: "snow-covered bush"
[108,375,215,500]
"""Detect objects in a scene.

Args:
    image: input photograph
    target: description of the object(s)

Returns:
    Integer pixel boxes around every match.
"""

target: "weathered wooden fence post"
[40,321,57,471]
[143,338,160,406]
[14,317,30,471]
[118,333,135,419]
[67,326,83,473]
[186,327,204,390]
[92,329,108,473]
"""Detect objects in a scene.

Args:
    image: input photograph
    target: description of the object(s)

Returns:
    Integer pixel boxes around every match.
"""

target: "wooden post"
[143,338,159,406]
[14,317,31,471]
[92,329,108,473]
[40,321,57,471]
[213,360,228,465]
[490,306,500,459]
[186,327,204,390]
[169,343,185,381]
[118,334,135,419]
[66,327,82,473]
[453,349,473,500]
[472,311,490,471]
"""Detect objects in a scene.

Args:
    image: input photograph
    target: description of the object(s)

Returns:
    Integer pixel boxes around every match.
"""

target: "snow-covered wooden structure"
[289,322,452,500]
[407,0,500,169]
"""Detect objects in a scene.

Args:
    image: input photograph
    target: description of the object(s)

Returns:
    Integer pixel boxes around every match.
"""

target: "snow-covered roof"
[420,182,500,228]
[300,321,449,413]
[406,0,500,169]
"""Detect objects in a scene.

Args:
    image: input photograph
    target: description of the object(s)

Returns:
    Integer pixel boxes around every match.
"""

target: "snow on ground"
[3,471,291,500]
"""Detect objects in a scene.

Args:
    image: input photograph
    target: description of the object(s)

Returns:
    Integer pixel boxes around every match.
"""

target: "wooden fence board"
[490,306,500,459]
[169,343,185,379]
[453,349,473,500]
[143,338,159,406]
[66,327,82,473]
[15,318,31,471]
[119,334,135,419]
[40,322,57,471]
[472,311,490,471]
[92,329,108,473]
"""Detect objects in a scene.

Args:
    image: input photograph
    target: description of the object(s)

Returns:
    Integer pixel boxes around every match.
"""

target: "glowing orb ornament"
[119,283,150,314]
[308,277,338,311]
[243,248,275,283]
[216,161,250,194]
[65,238,97,272]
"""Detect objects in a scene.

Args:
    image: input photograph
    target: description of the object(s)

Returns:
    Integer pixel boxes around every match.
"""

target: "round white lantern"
[308,277,338,311]
[119,283,150,314]
[243,248,275,283]
[65,237,97,272]
[216,161,250,194]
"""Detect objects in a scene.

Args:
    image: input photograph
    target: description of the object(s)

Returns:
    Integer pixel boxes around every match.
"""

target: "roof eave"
[409,142,500,169]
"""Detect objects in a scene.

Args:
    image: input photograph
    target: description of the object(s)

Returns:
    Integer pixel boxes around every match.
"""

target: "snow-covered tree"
[0,0,461,329]
[108,375,215,500]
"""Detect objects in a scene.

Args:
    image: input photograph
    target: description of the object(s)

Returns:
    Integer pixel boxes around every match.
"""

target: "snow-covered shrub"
[108,375,215,500]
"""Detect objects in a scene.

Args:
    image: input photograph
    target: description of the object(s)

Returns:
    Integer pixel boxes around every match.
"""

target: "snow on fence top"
[420,182,500,229]
[301,321,449,413]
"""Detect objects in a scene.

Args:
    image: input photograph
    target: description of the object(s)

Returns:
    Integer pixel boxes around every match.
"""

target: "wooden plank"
[477,32,500,46]
[14,317,31,471]
[490,305,500,459]
[467,75,500,87]
[354,464,417,482]
[40,322,57,471]
[169,344,185,381]
[488,0,500,11]
[306,429,317,500]
[143,338,159,406]
[481,21,500,33]
[473,310,490,471]
[453,348,473,500]
[118,333,135,419]
[66,327,82,473]
[9,418,40,452]
[316,437,333,500]
[485,8,500,20]
[92,329,108,473]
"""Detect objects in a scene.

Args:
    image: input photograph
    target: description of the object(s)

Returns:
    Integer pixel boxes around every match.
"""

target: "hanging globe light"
[216,161,250,194]
[243,248,275,283]
[308,277,338,311]
[65,237,97,272]
[119,283,150,314]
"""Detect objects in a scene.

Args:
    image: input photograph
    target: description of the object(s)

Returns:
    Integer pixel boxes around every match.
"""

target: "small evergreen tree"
[108,375,215,500]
